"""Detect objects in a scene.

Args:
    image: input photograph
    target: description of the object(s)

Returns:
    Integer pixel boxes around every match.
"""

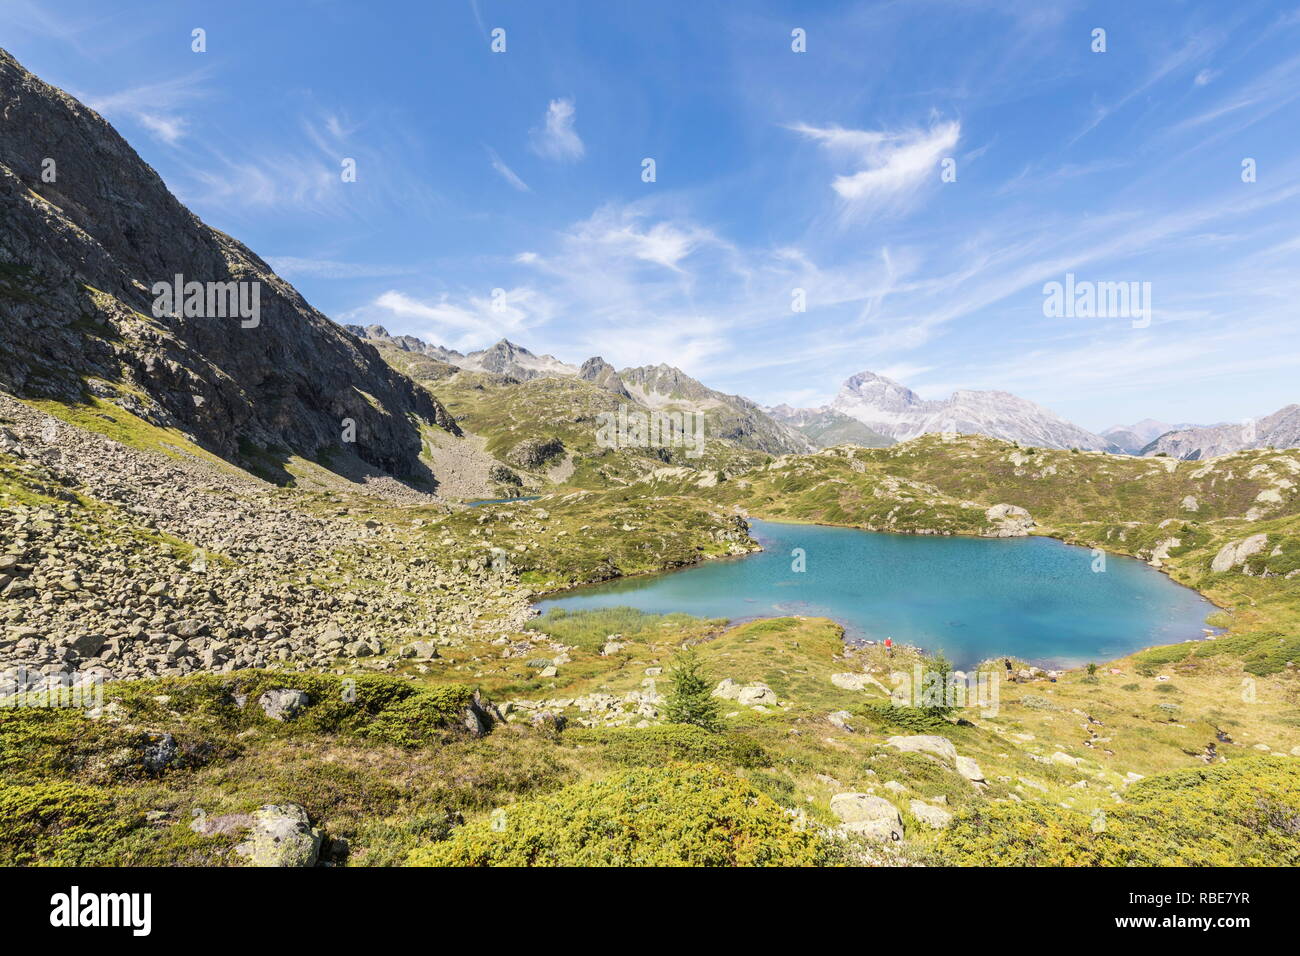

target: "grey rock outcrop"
[1210,534,1269,573]
[578,356,631,398]
[258,688,309,721]
[830,793,905,841]
[884,734,958,762]
[985,503,1035,537]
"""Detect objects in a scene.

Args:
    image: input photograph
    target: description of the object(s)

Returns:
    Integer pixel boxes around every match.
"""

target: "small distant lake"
[465,496,541,508]
[535,519,1219,669]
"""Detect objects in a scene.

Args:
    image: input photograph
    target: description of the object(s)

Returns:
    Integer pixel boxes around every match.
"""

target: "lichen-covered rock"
[909,799,954,829]
[884,734,957,762]
[257,689,308,722]
[1210,534,1268,573]
[830,793,904,842]
[234,804,321,867]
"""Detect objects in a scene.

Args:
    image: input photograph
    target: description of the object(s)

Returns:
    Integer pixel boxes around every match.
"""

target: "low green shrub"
[857,702,951,733]
[407,764,833,866]
[938,758,1300,865]
[566,724,768,768]
[102,672,475,745]
[0,781,138,866]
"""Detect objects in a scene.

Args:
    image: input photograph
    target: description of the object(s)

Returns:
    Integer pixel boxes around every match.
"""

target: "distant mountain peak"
[829,369,1115,451]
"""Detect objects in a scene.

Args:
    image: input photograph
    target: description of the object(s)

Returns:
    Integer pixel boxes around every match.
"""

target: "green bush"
[360,687,476,747]
[938,758,1300,866]
[407,764,833,866]
[566,724,768,768]
[857,702,951,733]
[101,672,475,744]
[0,781,139,866]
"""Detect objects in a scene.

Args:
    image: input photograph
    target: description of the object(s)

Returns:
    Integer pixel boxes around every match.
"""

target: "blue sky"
[5,0,1299,431]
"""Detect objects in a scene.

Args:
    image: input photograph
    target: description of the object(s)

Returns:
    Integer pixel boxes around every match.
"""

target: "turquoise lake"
[536,519,1219,669]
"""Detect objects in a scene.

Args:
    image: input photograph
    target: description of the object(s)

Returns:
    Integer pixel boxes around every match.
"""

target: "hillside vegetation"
[3,394,1299,867]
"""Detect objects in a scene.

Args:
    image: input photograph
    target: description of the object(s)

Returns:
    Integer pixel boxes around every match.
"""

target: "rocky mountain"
[577,356,630,398]
[345,327,577,382]
[1102,418,1202,454]
[0,49,455,480]
[344,324,464,366]
[766,404,894,449]
[460,339,577,380]
[829,370,1115,451]
[619,364,813,455]
[1141,404,1300,459]
[347,327,808,455]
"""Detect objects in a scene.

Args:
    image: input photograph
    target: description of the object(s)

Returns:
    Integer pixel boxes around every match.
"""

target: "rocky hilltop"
[0,49,455,480]
[1142,404,1300,459]
[830,370,1116,452]
[766,403,894,449]
[618,363,812,455]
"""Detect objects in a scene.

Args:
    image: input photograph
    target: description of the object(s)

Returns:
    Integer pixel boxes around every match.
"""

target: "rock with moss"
[234,804,321,867]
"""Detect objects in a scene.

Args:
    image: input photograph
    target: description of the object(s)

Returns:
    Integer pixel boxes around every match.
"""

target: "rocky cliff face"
[0,49,455,480]
[830,370,1115,451]
[577,356,631,398]
[1142,405,1300,459]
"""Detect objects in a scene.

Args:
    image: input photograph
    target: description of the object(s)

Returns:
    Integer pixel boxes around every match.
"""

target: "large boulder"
[985,503,1034,537]
[257,688,308,721]
[712,678,742,700]
[234,805,322,867]
[399,641,439,660]
[831,672,887,692]
[955,755,985,782]
[830,793,904,842]
[884,734,957,762]
[462,691,498,737]
[909,799,954,829]
[736,682,778,707]
[1210,534,1269,573]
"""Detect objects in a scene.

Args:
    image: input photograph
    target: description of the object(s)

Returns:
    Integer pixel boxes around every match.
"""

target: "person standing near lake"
[885,637,894,658]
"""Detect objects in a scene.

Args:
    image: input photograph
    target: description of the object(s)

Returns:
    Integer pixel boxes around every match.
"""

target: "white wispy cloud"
[265,257,416,279]
[792,121,959,216]
[83,73,208,145]
[529,98,585,162]
[487,147,530,191]
[182,151,341,211]
[356,286,555,351]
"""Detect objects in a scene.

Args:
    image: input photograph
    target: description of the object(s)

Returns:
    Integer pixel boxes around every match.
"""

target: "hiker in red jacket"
[884,636,894,657]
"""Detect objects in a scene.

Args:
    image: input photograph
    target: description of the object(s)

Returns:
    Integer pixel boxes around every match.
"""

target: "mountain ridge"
[0,48,454,480]
[1141,404,1300,459]
[827,370,1118,452]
